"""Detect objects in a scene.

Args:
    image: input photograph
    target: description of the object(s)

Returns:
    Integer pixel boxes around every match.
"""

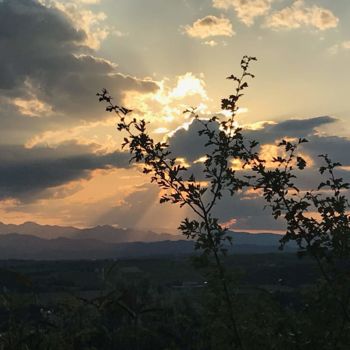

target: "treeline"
[0,256,348,350]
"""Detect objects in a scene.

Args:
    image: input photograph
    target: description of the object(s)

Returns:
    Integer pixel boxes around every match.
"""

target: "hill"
[0,222,284,244]
[0,231,294,260]
[0,222,176,242]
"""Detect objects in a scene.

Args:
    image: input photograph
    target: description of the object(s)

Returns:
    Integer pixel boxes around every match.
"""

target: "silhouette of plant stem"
[249,139,350,344]
[97,55,350,347]
[97,56,257,349]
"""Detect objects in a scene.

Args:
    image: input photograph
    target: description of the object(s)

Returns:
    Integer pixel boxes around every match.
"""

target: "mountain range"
[0,222,293,260]
[0,221,175,242]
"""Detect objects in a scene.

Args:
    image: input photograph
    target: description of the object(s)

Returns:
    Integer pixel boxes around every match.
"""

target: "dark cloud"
[0,0,158,120]
[168,119,218,161]
[213,194,285,231]
[168,115,350,168]
[165,115,350,231]
[303,135,350,167]
[0,143,130,202]
[244,116,350,166]
[0,101,48,144]
[243,115,336,144]
[267,116,335,137]
[0,0,86,92]
[0,0,160,206]
[68,112,350,232]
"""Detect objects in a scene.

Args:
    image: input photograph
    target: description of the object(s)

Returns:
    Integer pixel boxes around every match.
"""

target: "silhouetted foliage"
[96,56,350,349]
[1,56,349,350]
[250,139,350,348]
[97,56,259,349]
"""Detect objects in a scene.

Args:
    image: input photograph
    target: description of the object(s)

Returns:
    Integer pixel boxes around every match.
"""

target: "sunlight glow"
[193,156,208,164]
[170,73,208,100]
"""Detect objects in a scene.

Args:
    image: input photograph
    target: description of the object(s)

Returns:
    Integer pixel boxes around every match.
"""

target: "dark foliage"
[0,57,348,349]
[96,56,350,349]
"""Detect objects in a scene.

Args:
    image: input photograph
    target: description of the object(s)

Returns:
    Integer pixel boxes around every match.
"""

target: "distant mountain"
[0,222,295,260]
[0,234,192,260]
[71,225,177,243]
[0,232,295,260]
[0,222,79,239]
[0,222,176,242]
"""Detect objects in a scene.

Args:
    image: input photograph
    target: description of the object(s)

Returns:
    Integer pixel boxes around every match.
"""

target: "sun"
[170,73,208,100]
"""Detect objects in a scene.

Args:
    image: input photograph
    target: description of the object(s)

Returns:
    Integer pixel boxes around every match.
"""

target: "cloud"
[265,0,339,31]
[0,0,158,122]
[2,68,211,166]
[2,112,349,231]
[245,117,349,164]
[164,115,350,231]
[213,0,273,26]
[243,116,336,143]
[328,41,350,55]
[212,192,285,231]
[0,167,145,227]
[74,0,101,4]
[302,135,350,167]
[121,72,211,136]
[168,118,217,162]
[204,40,219,47]
[168,116,341,165]
[44,0,110,50]
[184,15,234,39]
[0,143,130,202]
[0,99,51,144]
[170,73,208,100]
[239,116,350,167]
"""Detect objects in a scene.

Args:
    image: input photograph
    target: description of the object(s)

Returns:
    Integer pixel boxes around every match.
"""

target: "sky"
[0,0,349,233]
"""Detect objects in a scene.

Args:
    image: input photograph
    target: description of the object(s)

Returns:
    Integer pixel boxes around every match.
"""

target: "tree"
[251,140,350,348]
[97,56,350,349]
[98,56,257,349]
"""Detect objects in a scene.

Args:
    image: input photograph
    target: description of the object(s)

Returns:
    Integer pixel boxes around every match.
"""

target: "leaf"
[296,156,307,170]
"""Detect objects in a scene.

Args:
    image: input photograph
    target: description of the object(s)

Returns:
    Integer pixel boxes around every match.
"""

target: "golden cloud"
[184,15,235,39]
[213,0,273,26]
[265,0,339,31]
[40,0,120,49]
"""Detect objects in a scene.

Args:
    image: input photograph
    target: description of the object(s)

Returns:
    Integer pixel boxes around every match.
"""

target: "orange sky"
[0,0,349,233]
